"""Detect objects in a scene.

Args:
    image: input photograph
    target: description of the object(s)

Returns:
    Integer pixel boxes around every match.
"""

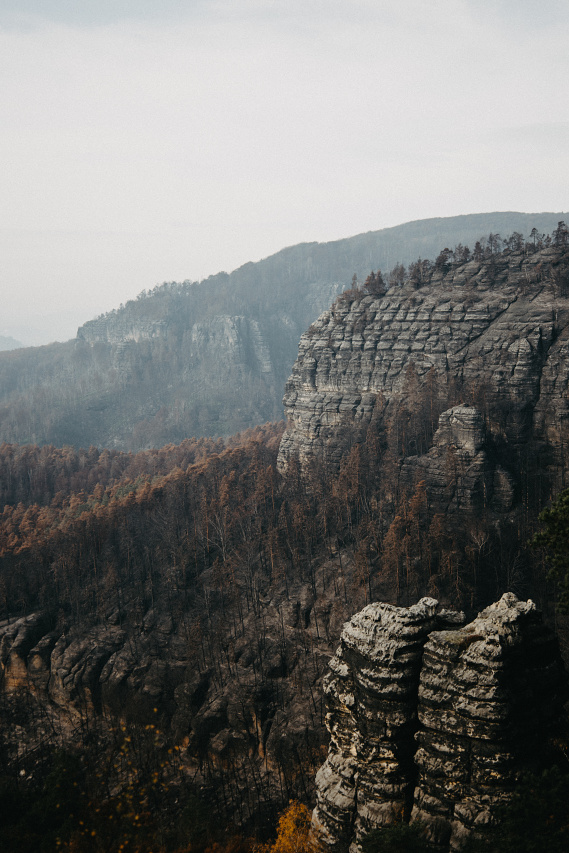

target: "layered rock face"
[78,315,168,345]
[400,405,514,513]
[413,593,568,849]
[278,247,569,476]
[1,220,565,451]
[312,599,465,850]
[313,594,567,853]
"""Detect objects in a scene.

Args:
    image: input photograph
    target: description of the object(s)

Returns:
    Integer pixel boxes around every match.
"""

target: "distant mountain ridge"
[0,212,566,450]
[0,335,23,352]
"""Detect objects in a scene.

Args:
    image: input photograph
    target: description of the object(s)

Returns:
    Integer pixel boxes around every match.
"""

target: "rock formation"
[0,565,351,827]
[1,216,565,451]
[400,405,514,514]
[312,594,567,852]
[278,246,569,483]
[312,598,465,851]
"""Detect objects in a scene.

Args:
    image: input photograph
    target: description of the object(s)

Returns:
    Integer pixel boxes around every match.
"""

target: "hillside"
[279,242,569,487]
[0,212,565,450]
[2,240,569,851]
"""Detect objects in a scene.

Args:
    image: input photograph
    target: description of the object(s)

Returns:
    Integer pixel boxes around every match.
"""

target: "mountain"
[1,240,569,850]
[0,212,565,450]
[0,334,23,351]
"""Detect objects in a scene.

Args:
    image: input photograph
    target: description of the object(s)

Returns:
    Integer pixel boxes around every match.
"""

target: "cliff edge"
[278,246,569,484]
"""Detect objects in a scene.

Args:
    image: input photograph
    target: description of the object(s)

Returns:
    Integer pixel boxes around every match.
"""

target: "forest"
[1,228,569,851]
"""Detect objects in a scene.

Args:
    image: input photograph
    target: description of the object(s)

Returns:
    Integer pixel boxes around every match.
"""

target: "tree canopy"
[532,488,569,611]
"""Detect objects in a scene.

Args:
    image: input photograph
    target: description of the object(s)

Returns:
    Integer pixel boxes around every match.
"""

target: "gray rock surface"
[413,593,568,849]
[312,599,465,852]
[312,594,567,853]
[278,247,569,480]
[400,405,514,513]
[1,217,566,451]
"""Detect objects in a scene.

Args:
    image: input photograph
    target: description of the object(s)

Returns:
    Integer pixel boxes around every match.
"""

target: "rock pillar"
[312,594,567,853]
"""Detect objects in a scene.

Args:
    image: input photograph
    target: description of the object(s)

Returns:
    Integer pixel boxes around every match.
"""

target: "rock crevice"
[312,594,567,852]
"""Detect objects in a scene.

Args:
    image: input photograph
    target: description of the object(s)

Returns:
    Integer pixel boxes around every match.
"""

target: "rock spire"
[312,594,567,852]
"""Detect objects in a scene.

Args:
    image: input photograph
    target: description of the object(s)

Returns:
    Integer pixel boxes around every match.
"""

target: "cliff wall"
[278,246,569,482]
[1,215,566,451]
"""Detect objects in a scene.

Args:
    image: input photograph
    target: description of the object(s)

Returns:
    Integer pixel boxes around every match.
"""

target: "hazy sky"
[2,1,568,345]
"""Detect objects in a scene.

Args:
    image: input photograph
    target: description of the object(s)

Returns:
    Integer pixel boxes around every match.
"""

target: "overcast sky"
[1,0,568,345]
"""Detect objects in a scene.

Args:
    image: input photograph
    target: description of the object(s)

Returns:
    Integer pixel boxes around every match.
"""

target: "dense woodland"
[1,227,569,850]
[0,417,566,850]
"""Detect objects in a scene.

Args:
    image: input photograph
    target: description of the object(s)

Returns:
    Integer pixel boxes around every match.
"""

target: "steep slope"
[0,213,565,450]
[278,245,569,492]
[3,231,569,844]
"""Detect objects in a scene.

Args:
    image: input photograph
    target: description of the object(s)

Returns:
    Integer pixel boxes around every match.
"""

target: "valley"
[1,220,569,851]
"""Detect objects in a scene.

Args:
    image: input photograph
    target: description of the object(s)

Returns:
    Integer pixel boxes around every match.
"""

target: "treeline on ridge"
[0,214,566,450]
[2,233,569,851]
[356,220,569,294]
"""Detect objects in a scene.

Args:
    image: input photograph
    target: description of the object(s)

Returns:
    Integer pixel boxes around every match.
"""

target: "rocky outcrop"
[189,316,275,379]
[2,216,566,452]
[0,561,352,826]
[78,315,168,345]
[278,247,569,479]
[413,593,568,849]
[312,594,567,853]
[400,406,514,513]
[0,613,52,693]
[312,599,465,851]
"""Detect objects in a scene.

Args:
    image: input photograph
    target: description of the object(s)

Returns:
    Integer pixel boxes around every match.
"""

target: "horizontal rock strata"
[413,593,568,849]
[312,594,567,853]
[400,405,514,513]
[311,598,465,852]
[278,247,569,475]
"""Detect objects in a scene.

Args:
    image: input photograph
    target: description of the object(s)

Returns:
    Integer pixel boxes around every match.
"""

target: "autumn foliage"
[257,801,314,853]
[1,276,567,849]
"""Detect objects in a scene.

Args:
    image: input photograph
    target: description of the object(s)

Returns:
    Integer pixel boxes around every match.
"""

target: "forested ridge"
[2,228,569,851]
[0,212,565,451]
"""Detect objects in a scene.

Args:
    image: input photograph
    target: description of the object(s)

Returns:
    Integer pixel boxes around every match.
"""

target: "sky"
[1,1,568,345]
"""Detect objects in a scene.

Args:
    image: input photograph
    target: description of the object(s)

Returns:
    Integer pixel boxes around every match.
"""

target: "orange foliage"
[258,801,315,853]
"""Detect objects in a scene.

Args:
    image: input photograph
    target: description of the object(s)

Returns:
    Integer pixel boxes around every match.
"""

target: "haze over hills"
[0,334,23,351]
[2,1,569,848]
[0,211,566,450]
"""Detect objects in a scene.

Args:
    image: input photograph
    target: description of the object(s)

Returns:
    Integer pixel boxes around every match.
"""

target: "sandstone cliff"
[399,405,515,514]
[1,214,565,451]
[312,594,567,852]
[278,246,569,488]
